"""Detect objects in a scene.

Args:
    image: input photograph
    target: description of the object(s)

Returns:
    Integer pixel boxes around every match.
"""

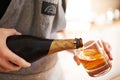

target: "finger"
[102,42,113,60]
[1,47,31,68]
[73,55,81,65]
[0,58,21,72]
[0,66,8,72]
[0,29,21,43]
[8,53,31,68]
[105,43,113,60]
[5,28,21,36]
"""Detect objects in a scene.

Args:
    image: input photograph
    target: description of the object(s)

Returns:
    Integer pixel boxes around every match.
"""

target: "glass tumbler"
[75,40,112,77]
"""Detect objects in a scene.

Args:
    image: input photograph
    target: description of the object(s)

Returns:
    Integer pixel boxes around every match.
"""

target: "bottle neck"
[48,38,83,55]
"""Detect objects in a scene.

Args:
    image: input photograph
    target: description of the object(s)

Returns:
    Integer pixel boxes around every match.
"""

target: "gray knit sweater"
[0,0,66,80]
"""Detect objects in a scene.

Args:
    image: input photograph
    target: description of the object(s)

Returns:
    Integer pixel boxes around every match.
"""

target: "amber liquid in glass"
[78,49,112,77]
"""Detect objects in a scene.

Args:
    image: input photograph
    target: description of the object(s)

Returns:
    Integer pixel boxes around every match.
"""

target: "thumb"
[73,55,81,65]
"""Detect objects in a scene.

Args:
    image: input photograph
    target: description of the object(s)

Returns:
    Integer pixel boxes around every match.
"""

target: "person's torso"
[0,0,66,80]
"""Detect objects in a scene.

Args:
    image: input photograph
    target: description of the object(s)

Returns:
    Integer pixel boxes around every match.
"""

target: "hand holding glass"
[75,40,112,77]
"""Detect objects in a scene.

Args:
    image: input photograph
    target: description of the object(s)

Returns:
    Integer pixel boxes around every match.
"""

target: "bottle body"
[6,35,83,63]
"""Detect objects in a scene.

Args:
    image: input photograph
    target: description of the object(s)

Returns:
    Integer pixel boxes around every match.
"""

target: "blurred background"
[58,0,120,80]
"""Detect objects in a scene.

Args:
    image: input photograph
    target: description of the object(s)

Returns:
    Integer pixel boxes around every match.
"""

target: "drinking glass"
[75,40,112,77]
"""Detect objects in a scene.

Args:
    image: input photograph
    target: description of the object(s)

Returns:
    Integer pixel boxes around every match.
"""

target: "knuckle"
[11,57,25,66]
[0,51,7,58]
[4,70,11,72]
[6,66,21,72]
[14,57,22,63]
[10,66,21,71]
[10,28,17,32]
[0,68,10,72]
[14,67,21,71]
[10,29,18,33]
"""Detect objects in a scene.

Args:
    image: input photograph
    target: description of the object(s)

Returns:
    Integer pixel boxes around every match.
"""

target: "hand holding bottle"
[0,28,31,72]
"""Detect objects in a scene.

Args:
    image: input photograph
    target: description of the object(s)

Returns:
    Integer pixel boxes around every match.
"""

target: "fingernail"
[26,63,31,67]
[18,32,22,35]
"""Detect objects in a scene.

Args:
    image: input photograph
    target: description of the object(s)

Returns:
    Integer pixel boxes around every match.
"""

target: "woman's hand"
[102,41,113,60]
[73,40,113,65]
[0,28,31,72]
[73,55,81,65]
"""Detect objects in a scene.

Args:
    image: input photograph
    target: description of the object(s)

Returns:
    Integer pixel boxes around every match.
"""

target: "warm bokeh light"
[65,0,120,33]
[65,0,92,33]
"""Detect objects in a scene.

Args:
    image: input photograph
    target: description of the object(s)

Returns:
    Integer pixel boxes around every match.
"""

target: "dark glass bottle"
[6,35,83,63]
